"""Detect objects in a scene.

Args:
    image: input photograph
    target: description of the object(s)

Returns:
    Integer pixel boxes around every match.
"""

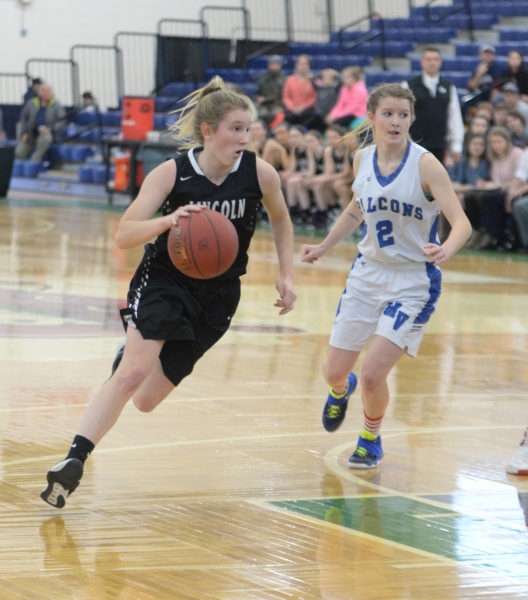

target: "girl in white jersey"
[301,83,471,468]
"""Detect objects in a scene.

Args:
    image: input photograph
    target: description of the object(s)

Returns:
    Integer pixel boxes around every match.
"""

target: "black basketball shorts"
[120,244,241,386]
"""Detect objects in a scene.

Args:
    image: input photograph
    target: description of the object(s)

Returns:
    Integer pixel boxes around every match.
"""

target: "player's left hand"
[423,242,451,266]
[274,279,296,315]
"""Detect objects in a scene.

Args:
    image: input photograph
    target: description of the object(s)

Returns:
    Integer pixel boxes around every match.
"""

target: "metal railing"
[24,58,78,107]
[0,73,28,104]
[2,1,474,110]
[115,32,158,97]
[70,45,123,110]
[200,6,251,68]
[424,0,475,41]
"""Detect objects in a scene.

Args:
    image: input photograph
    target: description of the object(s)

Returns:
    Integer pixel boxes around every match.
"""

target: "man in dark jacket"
[406,47,464,165]
[255,55,286,127]
[15,83,66,161]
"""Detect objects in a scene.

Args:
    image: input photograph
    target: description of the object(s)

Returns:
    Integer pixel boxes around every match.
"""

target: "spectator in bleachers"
[23,77,42,103]
[466,114,490,137]
[326,66,368,129]
[488,126,523,192]
[249,119,290,173]
[282,54,318,129]
[254,55,285,128]
[405,47,464,166]
[501,81,528,132]
[480,126,524,249]
[307,124,353,219]
[492,101,509,127]
[462,113,490,158]
[272,121,291,153]
[505,110,528,148]
[500,50,528,98]
[313,68,340,132]
[79,91,106,114]
[473,101,494,123]
[466,44,502,103]
[282,125,308,180]
[15,83,66,162]
[285,129,325,227]
[450,132,491,247]
[508,148,528,252]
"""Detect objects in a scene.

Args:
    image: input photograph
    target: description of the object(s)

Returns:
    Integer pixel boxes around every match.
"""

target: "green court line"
[272,495,528,581]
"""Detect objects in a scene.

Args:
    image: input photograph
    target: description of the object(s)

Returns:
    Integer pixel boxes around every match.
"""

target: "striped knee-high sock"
[363,411,384,437]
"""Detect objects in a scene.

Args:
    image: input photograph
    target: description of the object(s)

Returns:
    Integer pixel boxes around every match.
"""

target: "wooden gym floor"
[0,193,527,599]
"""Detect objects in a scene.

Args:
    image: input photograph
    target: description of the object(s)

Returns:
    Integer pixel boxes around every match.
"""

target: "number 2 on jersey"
[376,219,395,247]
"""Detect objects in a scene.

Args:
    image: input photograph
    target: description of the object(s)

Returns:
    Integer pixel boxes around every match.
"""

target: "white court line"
[0,391,526,414]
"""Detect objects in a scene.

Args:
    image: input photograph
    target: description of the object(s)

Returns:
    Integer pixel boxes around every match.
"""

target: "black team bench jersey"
[154,147,263,281]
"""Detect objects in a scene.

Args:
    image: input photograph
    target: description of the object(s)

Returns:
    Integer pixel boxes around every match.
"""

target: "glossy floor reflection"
[0,195,527,599]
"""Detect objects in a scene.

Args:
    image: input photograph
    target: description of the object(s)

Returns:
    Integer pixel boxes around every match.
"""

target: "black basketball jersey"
[153,148,263,280]
[314,148,325,174]
[332,147,346,172]
[294,147,308,172]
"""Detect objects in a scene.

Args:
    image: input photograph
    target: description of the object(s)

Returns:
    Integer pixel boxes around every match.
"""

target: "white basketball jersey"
[352,141,441,263]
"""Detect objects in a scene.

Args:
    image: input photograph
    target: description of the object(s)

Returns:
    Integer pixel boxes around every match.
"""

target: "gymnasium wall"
[1,0,451,73]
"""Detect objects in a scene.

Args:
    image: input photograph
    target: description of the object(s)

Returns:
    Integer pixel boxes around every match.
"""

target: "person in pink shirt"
[282,54,318,129]
[326,66,368,128]
[476,126,523,249]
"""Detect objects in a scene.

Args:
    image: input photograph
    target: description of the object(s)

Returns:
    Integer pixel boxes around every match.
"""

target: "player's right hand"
[301,243,326,263]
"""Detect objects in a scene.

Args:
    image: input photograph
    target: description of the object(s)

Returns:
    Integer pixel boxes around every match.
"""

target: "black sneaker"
[41,458,83,508]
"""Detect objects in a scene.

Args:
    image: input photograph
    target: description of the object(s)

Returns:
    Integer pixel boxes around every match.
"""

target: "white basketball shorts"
[329,255,442,358]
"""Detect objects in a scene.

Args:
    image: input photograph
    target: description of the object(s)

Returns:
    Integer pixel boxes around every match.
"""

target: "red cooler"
[121,97,154,140]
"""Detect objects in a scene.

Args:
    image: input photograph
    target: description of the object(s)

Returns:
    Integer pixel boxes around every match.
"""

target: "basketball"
[167,208,239,279]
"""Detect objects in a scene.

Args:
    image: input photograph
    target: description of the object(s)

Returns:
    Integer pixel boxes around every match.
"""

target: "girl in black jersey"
[308,125,355,223]
[41,76,296,509]
[285,130,325,226]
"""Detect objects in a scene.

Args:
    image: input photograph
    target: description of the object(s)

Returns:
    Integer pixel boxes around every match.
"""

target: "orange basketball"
[167,209,239,279]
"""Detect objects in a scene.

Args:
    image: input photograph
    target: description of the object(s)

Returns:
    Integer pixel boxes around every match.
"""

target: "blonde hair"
[343,83,415,147]
[169,76,255,149]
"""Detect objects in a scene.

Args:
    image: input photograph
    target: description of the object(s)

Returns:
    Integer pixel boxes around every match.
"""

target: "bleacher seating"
[10,0,528,196]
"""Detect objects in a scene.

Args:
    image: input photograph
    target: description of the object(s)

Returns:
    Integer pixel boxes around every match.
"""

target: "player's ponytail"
[169,76,255,149]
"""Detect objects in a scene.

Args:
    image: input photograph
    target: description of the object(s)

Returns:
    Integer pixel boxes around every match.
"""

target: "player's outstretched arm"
[301,197,362,263]
[257,158,296,315]
[301,149,364,264]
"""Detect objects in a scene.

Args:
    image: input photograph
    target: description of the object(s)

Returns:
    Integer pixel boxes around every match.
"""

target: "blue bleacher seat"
[153,113,166,130]
[456,41,528,57]
[410,56,507,72]
[499,29,525,42]
[73,111,98,126]
[290,42,337,55]
[365,71,412,87]
[239,82,256,97]
[78,165,93,183]
[496,41,528,55]
[204,69,247,83]
[155,96,179,111]
[12,159,25,177]
[101,111,122,127]
[91,166,107,184]
[160,82,195,98]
